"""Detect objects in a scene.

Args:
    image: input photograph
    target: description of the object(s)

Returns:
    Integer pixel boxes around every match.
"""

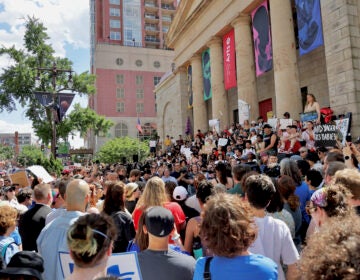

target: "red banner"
[223,29,237,90]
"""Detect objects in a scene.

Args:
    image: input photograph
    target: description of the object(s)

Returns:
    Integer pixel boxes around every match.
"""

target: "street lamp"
[34,62,74,159]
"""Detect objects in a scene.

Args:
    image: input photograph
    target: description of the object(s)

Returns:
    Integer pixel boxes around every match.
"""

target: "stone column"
[270,0,302,118]
[207,37,229,130]
[320,0,360,136]
[190,55,208,133]
[232,15,259,122]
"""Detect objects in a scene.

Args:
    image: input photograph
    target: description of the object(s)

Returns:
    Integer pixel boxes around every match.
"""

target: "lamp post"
[35,62,73,159]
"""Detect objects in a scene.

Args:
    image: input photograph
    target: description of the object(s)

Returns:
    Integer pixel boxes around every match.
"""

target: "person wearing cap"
[3,185,19,208]
[61,169,71,179]
[0,251,44,280]
[18,183,53,252]
[172,186,199,223]
[260,124,278,155]
[138,206,196,280]
[125,182,141,214]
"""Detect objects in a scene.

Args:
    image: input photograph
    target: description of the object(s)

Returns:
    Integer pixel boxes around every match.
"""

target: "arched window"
[115,123,128,137]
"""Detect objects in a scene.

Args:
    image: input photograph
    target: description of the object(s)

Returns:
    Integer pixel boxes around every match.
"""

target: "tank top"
[263,132,278,154]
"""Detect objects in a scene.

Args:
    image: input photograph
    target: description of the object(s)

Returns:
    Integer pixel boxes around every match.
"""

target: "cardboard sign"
[9,171,29,188]
[314,124,337,147]
[59,251,142,279]
[27,165,54,183]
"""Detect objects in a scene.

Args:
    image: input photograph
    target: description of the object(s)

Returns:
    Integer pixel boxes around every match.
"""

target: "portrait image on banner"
[202,48,212,101]
[251,0,273,77]
[223,29,237,90]
[296,0,324,56]
[187,65,193,109]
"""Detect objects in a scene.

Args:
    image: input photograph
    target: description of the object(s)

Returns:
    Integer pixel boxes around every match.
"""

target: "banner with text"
[314,124,337,147]
[223,29,237,90]
[251,0,273,76]
[295,0,324,56]
[202,49,212,101]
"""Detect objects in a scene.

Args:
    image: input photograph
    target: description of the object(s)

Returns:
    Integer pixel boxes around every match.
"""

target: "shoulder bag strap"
[203,256,213,280]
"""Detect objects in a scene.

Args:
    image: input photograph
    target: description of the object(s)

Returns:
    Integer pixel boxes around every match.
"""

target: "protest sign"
[27,165,54,183]
[238,100,250,125]
[314,124,337,147]
[59,251,142,279]
[218,138,228,146]
[335,118,350,145]
[9,171,29,187]
[267,118,278,130]
[279,119,293,130]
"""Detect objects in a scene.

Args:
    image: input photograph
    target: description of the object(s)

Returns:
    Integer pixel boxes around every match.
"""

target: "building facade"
[155,0,360,141]
[0,133,32,147]
[89,0,178,151]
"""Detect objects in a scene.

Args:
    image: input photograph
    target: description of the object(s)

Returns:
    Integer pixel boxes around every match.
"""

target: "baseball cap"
[263,124,272,129]
[61,169,70,175]
[0,251,44,280]
[4,186,15,192]
[172,186,188,201]
[144,206,174,237]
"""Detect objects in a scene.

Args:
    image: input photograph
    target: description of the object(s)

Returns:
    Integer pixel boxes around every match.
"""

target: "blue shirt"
[37,211,84,280]
[193,254,278,280]
[295,181,311,223]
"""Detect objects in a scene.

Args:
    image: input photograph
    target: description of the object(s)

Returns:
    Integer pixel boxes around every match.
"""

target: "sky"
[0,0,90,148]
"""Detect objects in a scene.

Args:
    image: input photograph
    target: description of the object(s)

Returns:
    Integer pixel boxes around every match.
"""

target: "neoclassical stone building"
[155,0,360,141]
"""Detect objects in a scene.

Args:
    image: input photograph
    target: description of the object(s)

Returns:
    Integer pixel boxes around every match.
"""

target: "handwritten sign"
[267,118,278,130]
[209,119,220,134]
[59,251,142,279]
[279,119,293,130]
[218,138,228,146]
[335,118,350,145]
[314,124,337,147]
[238,100,250,125]
[9,171,29,188]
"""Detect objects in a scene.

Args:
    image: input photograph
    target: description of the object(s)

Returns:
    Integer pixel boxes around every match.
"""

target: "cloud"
[0,0,89,62]
[0,119,34,134]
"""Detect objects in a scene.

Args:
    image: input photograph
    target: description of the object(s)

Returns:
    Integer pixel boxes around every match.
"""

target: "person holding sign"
[66,213,117,280]
[304,94,320,124]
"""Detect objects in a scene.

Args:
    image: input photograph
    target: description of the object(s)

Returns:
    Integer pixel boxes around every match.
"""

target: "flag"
[136,118,143,134]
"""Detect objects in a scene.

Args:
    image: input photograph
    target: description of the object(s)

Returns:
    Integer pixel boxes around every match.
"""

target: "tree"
[0,16,111,144]
[96,137,149,164]
[17,145,63,175]
[0,145,15,161]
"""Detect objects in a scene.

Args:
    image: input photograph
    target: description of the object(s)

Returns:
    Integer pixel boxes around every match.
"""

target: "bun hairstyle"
[67,213,116,267]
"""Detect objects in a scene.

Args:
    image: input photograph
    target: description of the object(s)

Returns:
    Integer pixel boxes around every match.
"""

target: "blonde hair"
[67,213,116,268]
[135,177,167,210]
[0,205,18,235]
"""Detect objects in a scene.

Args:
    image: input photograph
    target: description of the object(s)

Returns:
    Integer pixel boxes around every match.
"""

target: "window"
[110,19,121,28]
[110,0,120,5]
[135,60,143,67]
[110,31,121,40]
[115,123,128,137]
[154,76,161,86]
[116,58,124,66]
[110,8,120,16]
[116,74,124,84]
[136,88,144,99]
[136,103,144,113]
[153,61,160,68]
[116,102,125,112]
[136,75,143,85]
[116,88,125,99]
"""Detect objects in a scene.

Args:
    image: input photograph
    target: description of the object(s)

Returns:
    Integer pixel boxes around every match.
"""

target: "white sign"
[59,251,143,279]
[267,118,278,131]
[209,119,220,133]
[238,100,250,125]
[335,118,350,145]
[27,165,54,183]
[218,138,228,146]
[149,140,157,148]
[279,119,293,130]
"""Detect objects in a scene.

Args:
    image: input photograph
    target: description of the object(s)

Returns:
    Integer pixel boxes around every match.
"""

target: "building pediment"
[166,0,211,48]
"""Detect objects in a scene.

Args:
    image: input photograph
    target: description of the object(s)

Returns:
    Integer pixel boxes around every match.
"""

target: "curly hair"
[196,180,214,204]
[313,184,353,218]
[67,213,116,268]
[334,168,360,200]
[0,205,17,235]
[200,193,257,257]
[103,181,126,215]
[300,216,360,279]
[278,175,300,211]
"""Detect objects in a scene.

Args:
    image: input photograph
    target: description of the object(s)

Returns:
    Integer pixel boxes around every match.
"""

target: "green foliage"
[97,137,149,164]
[0,145,15,161]
[17,145,63,175]
[0,16,103,145]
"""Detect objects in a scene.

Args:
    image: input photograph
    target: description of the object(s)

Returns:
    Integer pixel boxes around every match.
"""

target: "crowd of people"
[0,94,359,279]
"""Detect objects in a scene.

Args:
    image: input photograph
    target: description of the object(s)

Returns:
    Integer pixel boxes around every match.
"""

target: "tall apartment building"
[89,0,178,151]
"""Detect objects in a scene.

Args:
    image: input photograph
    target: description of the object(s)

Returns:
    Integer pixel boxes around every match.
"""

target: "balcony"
[145,36,160,45]
[144,2,158,12]
[145,13,159,23]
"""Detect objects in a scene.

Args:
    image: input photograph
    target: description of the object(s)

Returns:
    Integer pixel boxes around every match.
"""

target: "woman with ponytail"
[66,213,116,280]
